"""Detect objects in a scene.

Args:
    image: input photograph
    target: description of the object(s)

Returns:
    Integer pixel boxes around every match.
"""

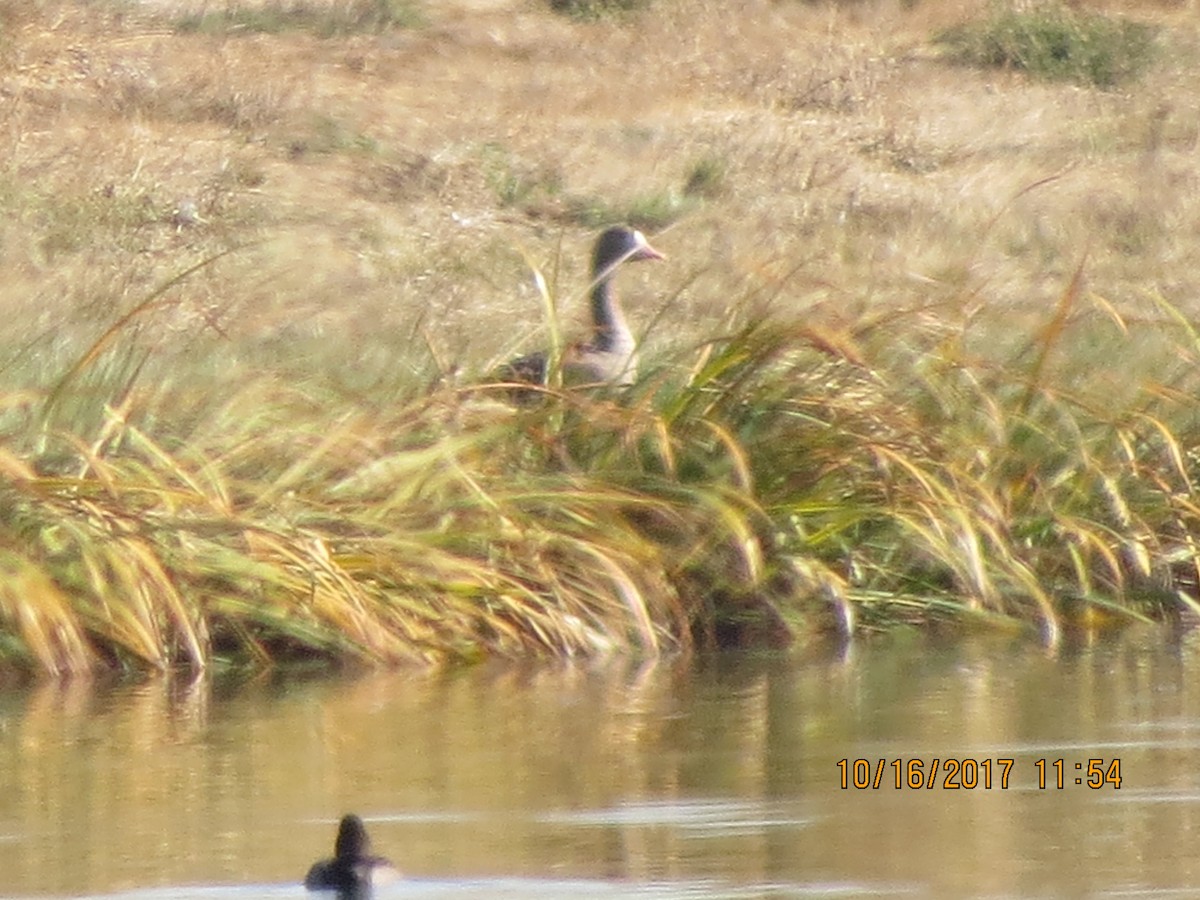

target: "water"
[2,631,1200,899]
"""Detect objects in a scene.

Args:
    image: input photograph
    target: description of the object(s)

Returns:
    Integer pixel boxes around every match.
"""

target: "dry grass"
[4,0,1196,356]
[2,0,1200,673]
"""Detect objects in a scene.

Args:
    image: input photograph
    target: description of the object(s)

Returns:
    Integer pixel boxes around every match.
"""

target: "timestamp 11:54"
[1036,758,1122,789]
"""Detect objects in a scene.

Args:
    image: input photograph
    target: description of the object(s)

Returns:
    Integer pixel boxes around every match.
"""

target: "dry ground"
[2,0,1199,392]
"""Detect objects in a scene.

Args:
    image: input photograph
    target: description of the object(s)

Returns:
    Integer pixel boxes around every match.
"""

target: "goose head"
[592,226,666,278]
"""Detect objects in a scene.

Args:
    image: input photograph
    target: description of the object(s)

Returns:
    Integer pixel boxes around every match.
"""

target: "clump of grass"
[7,182,164,262]
[548,0,650,21]
[482,143,565,211]
[481,144,689,229]
[175,0,424,38]
[683,155,727,200]
[555,190,691,231]
[936,3,1158,88]
[285,114,380,159]
[622,190,691,231]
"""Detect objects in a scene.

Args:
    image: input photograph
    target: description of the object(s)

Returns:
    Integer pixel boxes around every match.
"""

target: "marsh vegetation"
[0,0,1196,674]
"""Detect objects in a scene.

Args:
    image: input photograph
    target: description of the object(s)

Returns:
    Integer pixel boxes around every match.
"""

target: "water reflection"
[1,633,1200,898]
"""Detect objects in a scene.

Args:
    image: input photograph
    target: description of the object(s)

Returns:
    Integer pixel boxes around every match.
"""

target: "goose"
[499,226,665,389]
[304,814,401,895]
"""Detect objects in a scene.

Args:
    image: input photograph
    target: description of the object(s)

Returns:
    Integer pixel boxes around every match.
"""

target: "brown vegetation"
[1,0,1199,674]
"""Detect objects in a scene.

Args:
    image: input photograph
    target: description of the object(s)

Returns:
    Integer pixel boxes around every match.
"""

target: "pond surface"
[2,631,1199,899]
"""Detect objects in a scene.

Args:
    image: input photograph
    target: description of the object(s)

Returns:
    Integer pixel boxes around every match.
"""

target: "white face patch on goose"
[629,229,666,262]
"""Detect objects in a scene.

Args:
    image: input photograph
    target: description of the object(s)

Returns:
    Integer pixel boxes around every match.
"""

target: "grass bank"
[3,260,1199,675]
[1,0,1198,673]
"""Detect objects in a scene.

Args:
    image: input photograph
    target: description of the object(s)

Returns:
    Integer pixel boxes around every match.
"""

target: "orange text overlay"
[835,758,1122,790]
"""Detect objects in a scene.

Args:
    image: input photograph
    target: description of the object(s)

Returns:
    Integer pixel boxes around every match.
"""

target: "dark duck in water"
[304,814,400,897]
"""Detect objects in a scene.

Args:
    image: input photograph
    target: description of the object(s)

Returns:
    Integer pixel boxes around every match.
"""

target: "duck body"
[500,226,665,389]
[305,814,401,896]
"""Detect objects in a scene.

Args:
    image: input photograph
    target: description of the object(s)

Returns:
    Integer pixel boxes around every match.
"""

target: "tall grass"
[3,0,1200,675]
[2,247,1199,676]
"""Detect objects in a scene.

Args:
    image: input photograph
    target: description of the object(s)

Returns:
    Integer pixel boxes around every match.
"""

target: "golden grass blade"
[41,246,248,425]
[1018,255,1086,419]
[0,552,96,675]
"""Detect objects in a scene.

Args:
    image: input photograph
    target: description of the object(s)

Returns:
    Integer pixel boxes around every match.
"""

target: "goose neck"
[589,276,632,353]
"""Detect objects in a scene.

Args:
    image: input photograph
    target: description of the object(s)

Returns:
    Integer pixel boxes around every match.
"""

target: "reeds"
[2,250,1199,676]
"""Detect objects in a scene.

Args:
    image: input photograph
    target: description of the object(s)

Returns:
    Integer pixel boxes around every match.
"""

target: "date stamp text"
[835,757,1122,790]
